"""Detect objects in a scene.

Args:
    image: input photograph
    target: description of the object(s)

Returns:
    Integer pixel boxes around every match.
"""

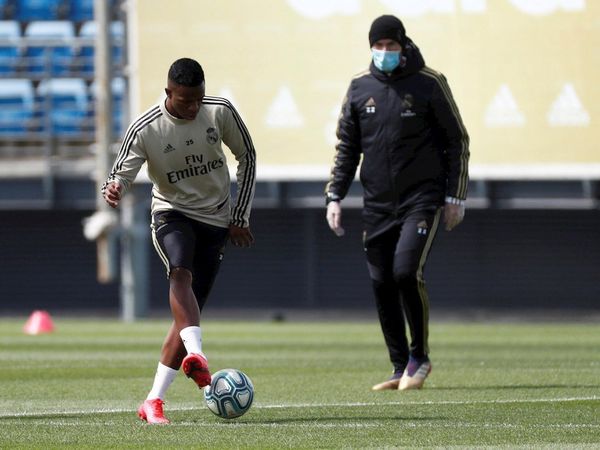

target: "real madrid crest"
[206,127,219,144]
[401,93,414,110]
[400,93,416,117]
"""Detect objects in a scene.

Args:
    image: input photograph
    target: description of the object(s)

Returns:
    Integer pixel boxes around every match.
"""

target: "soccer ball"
[203,368,254,419]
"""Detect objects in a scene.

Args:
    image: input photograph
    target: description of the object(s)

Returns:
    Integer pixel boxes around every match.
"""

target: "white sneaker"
[371,370,403,391]
[399,356,431,391]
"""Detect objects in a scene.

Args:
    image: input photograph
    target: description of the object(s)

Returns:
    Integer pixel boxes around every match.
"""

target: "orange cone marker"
[23,310,55,335]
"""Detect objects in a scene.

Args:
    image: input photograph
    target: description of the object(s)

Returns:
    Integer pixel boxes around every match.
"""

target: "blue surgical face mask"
[372,49,401,73]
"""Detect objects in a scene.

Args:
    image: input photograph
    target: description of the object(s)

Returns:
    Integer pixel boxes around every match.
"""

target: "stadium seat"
[0,0,17,20]
[68,0,93,22]
[0,78,35,134]
[90,76,125,135]
[24,20,74,76]
[78,20,124,76]
[0,20,20,74]
[111,76,124,134]
[36,77,90,135]
[14,0,66,21]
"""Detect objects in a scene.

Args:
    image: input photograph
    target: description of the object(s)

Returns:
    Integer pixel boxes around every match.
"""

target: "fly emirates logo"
[167,154,224,184]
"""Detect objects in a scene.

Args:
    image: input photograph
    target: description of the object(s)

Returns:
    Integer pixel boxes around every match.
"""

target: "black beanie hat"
[368,15,406,47]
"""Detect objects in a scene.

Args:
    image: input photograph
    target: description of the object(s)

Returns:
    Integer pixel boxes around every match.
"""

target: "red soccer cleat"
[137,398,170,424]
[182,353,211,388]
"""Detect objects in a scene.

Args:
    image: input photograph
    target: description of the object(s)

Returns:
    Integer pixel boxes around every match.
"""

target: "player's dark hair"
[168,58,205,87]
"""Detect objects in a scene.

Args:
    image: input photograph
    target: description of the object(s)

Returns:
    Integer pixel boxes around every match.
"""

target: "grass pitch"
[0,317,598,448]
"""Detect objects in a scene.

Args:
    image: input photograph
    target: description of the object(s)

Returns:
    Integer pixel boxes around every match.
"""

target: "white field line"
[1,421,598,430]
[0,396,598,419]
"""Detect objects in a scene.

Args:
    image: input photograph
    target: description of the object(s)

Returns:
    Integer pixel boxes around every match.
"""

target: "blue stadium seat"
[0,0,17,20]
[0,20,20,74]
[111,76,124,135]
[24,20,74,76]
[36,77,89,135]
[15,0,66,21]
[90,76,125,136]
[0,78,35,134]
[68,0,92,22]
[78,20,123,76]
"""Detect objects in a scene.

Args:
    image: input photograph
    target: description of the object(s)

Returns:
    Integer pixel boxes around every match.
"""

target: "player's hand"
[103,181,122,209]
[229,224,254,247]
[444,202,465,231]
[326,201,345,237]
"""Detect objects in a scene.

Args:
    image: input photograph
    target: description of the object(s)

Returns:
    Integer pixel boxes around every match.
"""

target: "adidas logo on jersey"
[163,143,176,153]
[365,97,376,114]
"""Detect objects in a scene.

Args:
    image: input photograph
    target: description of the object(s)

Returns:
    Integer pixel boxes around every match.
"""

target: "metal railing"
[0,36,126,158]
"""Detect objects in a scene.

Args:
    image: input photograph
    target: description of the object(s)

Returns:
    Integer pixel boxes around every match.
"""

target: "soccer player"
[325,15,469,391]
[102,57,256,423]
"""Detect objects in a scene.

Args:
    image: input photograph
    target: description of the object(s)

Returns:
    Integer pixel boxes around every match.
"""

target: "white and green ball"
[203,369,254,419]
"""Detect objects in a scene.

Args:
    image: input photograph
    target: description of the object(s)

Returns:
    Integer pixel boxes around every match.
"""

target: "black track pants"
[364,206,442,371]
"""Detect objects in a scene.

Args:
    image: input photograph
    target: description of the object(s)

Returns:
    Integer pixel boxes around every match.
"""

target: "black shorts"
[151,210,229,309]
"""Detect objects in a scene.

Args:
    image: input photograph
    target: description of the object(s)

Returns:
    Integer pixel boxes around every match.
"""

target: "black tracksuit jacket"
[326,38,470,214]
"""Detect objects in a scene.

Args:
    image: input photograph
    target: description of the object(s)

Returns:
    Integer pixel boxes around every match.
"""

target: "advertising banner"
[132,0,599,176]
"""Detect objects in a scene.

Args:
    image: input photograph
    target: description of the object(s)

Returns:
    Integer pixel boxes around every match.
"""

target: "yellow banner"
[132,0,599,170]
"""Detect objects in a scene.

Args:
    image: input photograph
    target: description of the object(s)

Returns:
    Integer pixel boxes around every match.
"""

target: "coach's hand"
[229,224,254,247]
[326,201,345,237]
[444,203,465,231]
[103,181,122,208]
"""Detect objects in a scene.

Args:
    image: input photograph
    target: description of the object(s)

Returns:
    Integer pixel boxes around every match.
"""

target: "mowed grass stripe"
[1,396,598,418]
[0,420,598,431]
[0,319,598,447]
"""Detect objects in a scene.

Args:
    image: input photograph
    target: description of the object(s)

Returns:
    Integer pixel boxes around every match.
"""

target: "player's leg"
[158,322,187,369]
[364,222,410,390]
[191,221,229,311]
[392,206,442,390]
[138,211,199,423]
[152,211,203,359]
[180,221,228,388]
[169,265,211,377]
[170,267,199,327]
[138,324,182,425]
[153,212,201,330]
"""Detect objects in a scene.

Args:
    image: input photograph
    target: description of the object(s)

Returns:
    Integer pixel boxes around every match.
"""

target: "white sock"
[146,362,178,400]
[179,326,203,355]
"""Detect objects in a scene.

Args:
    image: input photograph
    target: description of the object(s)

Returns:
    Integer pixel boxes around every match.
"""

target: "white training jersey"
[103,96,256,228]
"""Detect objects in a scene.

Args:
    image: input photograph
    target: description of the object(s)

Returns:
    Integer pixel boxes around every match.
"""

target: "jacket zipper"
[384,83,400,216]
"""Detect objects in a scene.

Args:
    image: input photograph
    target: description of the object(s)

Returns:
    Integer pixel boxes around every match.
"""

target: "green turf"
[0,318,598,449]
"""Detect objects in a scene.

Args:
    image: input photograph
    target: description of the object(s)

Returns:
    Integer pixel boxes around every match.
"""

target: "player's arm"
[220,101,256,246]
[103,181,123,208]
[101,126,148,209]
[429,73,470,230]
[325,83,361,237]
